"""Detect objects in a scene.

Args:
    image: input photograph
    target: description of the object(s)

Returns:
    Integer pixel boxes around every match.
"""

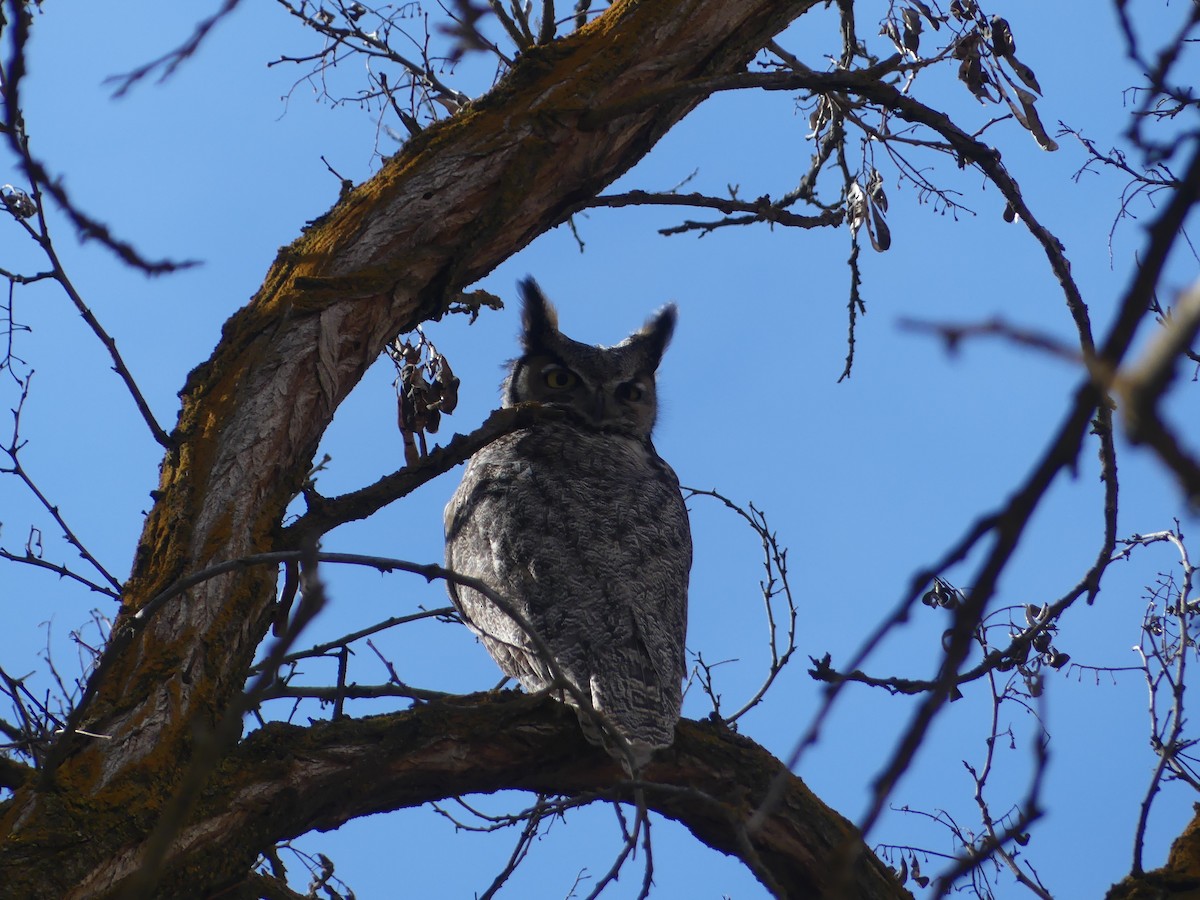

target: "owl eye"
[541,366,578,390]
[615,381,645,403]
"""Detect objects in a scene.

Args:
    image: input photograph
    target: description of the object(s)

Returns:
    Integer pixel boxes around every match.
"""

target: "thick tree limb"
[0,755,32,792]
[68,695,909,900]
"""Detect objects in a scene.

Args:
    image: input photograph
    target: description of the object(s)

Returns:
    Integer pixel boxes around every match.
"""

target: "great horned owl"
[444,279,691,770]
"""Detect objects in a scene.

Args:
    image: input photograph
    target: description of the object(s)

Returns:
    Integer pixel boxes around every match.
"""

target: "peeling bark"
[0,1,915,897]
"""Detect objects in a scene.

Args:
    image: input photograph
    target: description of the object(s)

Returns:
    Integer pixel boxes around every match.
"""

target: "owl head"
[503,278,677,439]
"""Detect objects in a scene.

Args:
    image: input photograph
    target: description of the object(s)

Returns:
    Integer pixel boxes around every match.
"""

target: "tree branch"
[1118,278,1200,504]
[284,404,569,544]
[75,695,910,900]
[584,189,843,232]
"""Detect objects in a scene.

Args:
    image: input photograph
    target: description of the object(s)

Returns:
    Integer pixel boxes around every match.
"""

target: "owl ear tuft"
[518,278,559,350]
[638,304,677,370]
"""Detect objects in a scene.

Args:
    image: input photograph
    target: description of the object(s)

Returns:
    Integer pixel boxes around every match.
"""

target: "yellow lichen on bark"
[1168,806,1200,878]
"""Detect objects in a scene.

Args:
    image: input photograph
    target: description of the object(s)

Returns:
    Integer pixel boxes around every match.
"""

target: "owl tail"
[572,674,678,775]
[572,706,655,775]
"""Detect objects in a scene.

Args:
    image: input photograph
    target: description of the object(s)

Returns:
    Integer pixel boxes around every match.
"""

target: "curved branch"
[76,695,910,900]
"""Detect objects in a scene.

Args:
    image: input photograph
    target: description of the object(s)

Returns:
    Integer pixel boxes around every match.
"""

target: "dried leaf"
[402,431,420,467]
[397,391,413,433]
[952,30,981,60]
[912,855,924,884]
[989,15,1015,57]
[398,340,420,364]
[387,326,460,460]
[847,172,891,252]
[868,169,887,213]
[807,96,833,139]
[448,288,504,322]
[868,202,891,252]
[1006,53,1043,95]
[950,0,978,22]
[1010,86,1060,151]
[901,7,922,57]
[846,181,867,234]
[1049,651,1071,669]
[958,54,995,104]
[433,356,460,414]
[910,0,941,30]
[1,184,36,219]
[880,19,906,58]
[424,405,442,435]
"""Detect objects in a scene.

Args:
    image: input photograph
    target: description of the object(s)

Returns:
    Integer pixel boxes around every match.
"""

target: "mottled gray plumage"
[444,279,691,769]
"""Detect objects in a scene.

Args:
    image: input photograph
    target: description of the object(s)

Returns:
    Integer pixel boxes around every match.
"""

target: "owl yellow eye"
[542,366,577,389]
[615,381,644,402]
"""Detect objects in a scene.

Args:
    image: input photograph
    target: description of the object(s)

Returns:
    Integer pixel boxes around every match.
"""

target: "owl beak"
[593,393,615,425]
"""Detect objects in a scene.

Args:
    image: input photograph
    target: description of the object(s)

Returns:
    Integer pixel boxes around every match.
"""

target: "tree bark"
[1108,804,1200,899]
[67,694,910,899]
[0,1,911,896]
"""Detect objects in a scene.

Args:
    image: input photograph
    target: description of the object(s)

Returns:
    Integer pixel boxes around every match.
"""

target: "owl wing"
[444,445,558,689]
[600,454,691,744]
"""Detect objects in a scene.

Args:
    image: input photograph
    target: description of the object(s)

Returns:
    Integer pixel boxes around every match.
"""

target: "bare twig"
[586,190,843,234]
[1124,528,1198,874]
[683,489,798,724]
[106,0,243,96]
[284,404,570,544]
[1,3,198,275]
[897,316,1085,367]
[930,634,1051,898]
[1,376,124,594]
[253,607,457,672]
[477,794,551,900]
[260,681,450,704]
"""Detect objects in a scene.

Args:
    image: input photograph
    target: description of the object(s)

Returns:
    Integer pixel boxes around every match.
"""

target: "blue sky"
[2,2,1198,897]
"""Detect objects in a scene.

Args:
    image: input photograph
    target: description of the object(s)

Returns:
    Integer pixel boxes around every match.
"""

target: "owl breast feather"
[444,422,692,764]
